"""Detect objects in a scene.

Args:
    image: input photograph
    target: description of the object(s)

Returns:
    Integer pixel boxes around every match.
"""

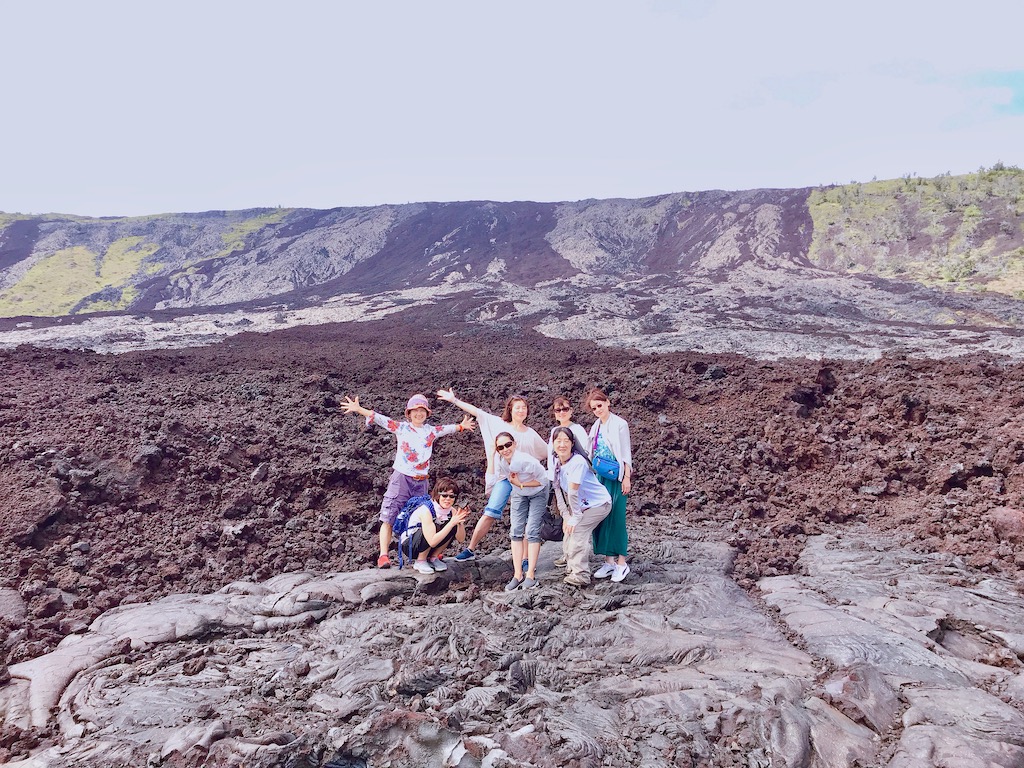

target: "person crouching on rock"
[400,478,470,574]
[551,427,612,587]
[494,432,550,591]
[340,393,475,569]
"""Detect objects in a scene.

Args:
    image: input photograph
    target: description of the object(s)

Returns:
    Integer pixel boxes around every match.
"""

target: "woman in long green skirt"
[585,388,632,582]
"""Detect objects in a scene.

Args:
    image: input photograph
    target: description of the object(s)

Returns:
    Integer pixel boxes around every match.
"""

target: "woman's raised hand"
[436,388,456,402]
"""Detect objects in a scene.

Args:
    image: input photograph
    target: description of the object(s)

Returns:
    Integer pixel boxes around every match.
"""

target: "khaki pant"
[564,502,612,582]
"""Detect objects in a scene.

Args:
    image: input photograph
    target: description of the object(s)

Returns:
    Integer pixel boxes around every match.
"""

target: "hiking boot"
[611,563,631,583]
[429,557,448,572]
[521,577,539,590]
[504,576,523,592]
[564,574,589,587]
[554,555,567,567]
[454,548,476,562]
[377,555,391,569]
[413,560,434,575]
[593,563,616,579]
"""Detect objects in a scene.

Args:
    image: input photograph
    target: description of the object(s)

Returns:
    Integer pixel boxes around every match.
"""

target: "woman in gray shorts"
[494,432,549,591]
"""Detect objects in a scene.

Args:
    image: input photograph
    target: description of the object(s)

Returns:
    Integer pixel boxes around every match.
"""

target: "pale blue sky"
[2,0,1022,217]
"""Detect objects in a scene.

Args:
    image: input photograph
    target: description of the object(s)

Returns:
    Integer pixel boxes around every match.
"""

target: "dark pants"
[406,526,457,558]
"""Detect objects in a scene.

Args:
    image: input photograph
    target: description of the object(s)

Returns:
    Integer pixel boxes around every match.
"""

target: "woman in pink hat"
[341,393,476,568]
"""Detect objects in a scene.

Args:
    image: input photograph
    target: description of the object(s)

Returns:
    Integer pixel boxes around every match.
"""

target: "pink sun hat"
[405,393,432,415]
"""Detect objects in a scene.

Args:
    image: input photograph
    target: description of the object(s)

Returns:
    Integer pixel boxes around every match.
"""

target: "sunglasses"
[496,442,514,450]
[554,406,571,412]
[438,492,457,499]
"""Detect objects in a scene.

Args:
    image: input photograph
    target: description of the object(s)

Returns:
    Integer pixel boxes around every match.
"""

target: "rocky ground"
[3,308,1024,765]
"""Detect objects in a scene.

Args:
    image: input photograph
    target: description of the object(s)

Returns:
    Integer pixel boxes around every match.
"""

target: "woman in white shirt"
[494,432,550,591]
[547,396,590,467]
[551,427,611,587]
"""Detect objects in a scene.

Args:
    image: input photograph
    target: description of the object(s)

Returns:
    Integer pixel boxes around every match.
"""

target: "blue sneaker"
[521,559,529,573]
[454,548,476,562]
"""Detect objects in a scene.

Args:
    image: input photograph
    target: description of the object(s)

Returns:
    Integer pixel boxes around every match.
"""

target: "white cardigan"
[588,412,632,481]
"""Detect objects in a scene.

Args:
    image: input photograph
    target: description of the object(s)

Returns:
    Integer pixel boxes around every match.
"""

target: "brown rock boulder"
[988,507,1024,542]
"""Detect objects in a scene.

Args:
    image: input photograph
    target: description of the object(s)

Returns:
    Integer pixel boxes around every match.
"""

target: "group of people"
[340,387,633,588]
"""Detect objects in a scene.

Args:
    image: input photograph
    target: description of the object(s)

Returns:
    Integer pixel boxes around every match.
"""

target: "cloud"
[743,73,836,109]
[972,71,1024,116]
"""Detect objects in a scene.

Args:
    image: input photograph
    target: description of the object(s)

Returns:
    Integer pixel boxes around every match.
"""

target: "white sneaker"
[429,557,447,572]
[611,563,630,583]
[413,560,434,574]
[593,563,616,579]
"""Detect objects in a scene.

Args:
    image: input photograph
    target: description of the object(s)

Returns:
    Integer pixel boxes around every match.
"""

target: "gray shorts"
[510,483,549,543]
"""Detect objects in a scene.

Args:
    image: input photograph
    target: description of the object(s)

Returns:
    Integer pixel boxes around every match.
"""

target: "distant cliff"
[0,188,813,317]
[2,167,1023,361]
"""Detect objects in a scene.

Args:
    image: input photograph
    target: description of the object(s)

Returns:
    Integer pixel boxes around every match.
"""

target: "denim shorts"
[482,478,513,520]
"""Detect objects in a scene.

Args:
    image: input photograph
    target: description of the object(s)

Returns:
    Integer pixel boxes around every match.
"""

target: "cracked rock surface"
[3,535,1024,766]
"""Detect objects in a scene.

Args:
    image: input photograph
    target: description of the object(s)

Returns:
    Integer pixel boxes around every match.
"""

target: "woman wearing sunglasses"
[493,432,549,590]
[400,477,471,574]
[548,396,590,453]
[435,389,548,562]
[585,388,633,583]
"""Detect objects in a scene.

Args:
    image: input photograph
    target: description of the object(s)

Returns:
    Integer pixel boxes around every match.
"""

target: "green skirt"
[592,476,628,557]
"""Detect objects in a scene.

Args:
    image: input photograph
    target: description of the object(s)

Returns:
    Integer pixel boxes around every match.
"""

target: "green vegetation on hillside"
[0,208,297,317]
[0,237,159,317]
[217,208,291,257]
[0,213,32,229]
[808,165,1024,296]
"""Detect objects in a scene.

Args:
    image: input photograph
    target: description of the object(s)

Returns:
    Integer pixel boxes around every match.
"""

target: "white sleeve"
[615,416,632,467]
[514,428,545,462]
[565,455,587,486]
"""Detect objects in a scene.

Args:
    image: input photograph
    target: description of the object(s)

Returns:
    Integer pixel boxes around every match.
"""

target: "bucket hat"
[405,394,432,415]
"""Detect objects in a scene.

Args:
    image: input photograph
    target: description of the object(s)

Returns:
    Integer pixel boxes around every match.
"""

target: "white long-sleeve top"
[496,449,548,496]
[365,412,462,480]
[553,453,612,526]
[476,411,547,490]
